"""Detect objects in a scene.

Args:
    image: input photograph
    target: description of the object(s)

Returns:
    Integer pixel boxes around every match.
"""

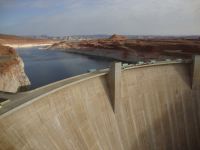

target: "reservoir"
[17,47,113,90]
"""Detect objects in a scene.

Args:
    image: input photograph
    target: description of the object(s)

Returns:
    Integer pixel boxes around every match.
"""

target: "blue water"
[17,47,113,89]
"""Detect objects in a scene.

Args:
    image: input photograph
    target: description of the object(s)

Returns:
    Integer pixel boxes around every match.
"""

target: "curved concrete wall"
[0,63,199,150]
[118,64,200,150]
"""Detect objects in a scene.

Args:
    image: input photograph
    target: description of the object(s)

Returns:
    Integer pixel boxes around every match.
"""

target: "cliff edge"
[0,44,30,93]
[50,34,200,62]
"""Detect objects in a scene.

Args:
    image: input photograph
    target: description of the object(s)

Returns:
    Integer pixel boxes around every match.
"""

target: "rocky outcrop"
[0,44,30,93]
[49,34,200,62]
[109,34,127,41]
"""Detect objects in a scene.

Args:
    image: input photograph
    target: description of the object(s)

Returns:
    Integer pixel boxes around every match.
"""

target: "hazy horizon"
[1,33,200,37]
[0,0,200,36]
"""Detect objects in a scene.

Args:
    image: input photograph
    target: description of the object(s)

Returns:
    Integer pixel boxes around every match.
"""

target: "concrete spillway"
[0,60,200,150]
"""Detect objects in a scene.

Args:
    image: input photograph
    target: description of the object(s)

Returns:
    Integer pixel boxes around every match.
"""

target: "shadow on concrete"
[129,88,200,150]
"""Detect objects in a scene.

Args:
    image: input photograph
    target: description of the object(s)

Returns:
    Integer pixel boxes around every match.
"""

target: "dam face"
[0,62,200,150]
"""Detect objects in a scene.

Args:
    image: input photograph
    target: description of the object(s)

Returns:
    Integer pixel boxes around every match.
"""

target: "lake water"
[17,47,114,90]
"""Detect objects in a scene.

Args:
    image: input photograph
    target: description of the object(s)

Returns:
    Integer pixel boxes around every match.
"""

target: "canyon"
[0,34,55,48]
[0,33,200,149]
[1,33,200,92]
[50,34,200,62]
[0,34,56,92]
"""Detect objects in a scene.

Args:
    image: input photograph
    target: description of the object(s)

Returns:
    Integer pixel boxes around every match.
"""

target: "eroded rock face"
[0,44,30,93]
[50,34,200,61]
[0,33,55,47]
[109,34,127,41]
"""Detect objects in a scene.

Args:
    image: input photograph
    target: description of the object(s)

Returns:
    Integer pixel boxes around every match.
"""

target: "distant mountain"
[109,34,127,41]
[0,33,55,45]
[126,35,200,40]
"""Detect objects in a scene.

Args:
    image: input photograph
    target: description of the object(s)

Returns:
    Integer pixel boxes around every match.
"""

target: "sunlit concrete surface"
[0,60,199,150]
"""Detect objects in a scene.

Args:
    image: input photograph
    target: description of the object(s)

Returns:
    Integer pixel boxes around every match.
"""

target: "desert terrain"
[0,34,55,48]
[0,34,56,92]
[50,34,200,62]
[1,33,200,92]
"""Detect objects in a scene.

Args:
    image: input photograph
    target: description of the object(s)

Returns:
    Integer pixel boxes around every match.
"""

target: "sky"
[0,0,200,36]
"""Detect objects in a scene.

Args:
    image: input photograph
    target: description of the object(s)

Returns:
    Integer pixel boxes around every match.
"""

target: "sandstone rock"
[0,33,55,46]
[109,34,127,41]
[0,44,30,93]
[49,35,200,61]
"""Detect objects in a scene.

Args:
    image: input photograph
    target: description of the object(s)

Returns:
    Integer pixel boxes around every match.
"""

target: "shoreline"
[3,43,53,48]
[49,48,137,63]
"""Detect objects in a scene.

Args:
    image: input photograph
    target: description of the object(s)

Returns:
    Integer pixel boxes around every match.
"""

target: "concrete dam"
[0,57,200,150]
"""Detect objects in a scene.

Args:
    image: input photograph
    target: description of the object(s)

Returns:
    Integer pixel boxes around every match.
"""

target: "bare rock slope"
[0,44,30,93]
[50,34,200,62]
[0,33,55,48]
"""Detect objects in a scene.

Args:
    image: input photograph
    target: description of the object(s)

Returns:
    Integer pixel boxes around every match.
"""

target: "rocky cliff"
[50,34,200,62]
[0,44,30,93]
